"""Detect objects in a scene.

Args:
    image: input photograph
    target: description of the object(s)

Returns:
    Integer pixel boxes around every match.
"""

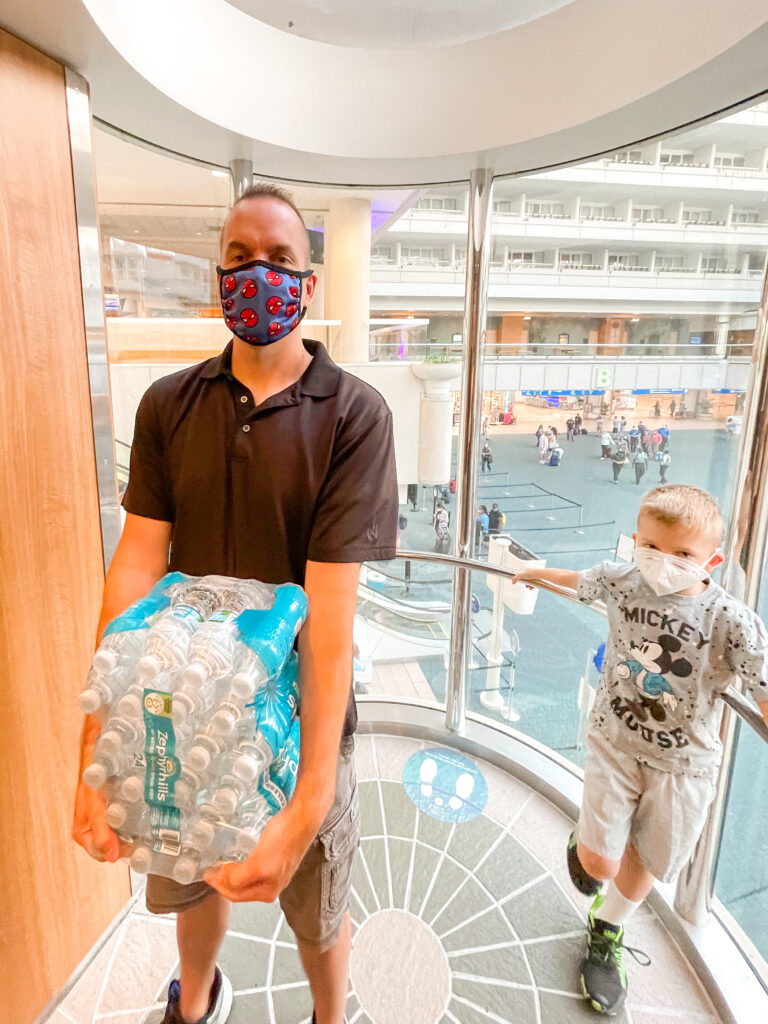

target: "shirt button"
[240,395,248,403]
[242,424,251,433]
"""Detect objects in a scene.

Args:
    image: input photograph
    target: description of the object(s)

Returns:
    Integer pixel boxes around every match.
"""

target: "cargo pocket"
[319,788,361,918]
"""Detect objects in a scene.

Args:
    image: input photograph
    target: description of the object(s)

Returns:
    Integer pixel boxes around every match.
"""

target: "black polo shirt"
[122,338,398,734]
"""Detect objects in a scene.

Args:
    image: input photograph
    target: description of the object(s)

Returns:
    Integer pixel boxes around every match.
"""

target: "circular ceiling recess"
[226,0,575,49]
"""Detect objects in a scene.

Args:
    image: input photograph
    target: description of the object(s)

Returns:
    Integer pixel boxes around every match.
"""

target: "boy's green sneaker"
[580,895,650,1016]
[567,832,603,897]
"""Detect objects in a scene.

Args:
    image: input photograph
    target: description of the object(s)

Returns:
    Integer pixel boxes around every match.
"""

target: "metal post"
[229,159,253,200]
[446,169,493,734]
[675,263,768,926]
[65,70,121,569]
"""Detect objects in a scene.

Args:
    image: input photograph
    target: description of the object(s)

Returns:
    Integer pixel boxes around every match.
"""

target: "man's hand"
[72,778,121,863]
[204,803,315,903]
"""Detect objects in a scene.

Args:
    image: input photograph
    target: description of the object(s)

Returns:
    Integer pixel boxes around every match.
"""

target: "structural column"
[446,168,493,734]
[0,28,129,1023]
[324,197,372,363]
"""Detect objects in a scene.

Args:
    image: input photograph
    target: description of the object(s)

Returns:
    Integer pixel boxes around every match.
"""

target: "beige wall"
[0,28,129,1024]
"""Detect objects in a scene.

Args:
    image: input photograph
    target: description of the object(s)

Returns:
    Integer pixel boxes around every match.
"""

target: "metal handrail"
[396,548,768,747]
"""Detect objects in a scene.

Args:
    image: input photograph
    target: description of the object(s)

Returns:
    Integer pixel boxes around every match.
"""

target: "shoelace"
[590,929,652,968]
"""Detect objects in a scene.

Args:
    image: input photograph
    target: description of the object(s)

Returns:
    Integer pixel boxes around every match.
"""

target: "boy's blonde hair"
[638,485,724,543]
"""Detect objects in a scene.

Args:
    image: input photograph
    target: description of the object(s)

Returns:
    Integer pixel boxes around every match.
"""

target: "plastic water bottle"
[171,812,222,885]
[182,582,273,691]
[93,572,188,673]
[120,772,145,804]
[82,738,123,789]
[136,583,221,680]
[185,727,230,777]
[212,764,259,819]
[233,654,299,767]
[228,584,308,698]
[105,800,148,836]
[78,666,134,715]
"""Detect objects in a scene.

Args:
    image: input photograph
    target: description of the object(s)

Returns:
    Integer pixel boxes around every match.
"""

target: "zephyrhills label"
[143,688,181,842]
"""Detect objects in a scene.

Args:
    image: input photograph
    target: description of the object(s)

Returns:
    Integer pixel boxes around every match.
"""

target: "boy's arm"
[514,566,579,590]
[72,513,171,862]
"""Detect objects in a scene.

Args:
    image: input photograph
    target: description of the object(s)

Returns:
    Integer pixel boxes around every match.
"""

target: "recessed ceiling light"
[523,315,532,321]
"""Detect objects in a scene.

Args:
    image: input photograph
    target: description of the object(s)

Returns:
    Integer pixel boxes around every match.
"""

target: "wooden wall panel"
[0,28,130,1024]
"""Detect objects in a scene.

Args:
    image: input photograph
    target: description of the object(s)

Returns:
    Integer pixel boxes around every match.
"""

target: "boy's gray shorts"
[576,731,716,884]
[144,737,360,953]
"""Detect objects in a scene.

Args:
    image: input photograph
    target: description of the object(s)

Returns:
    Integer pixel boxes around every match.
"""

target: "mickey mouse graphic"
[615,635,692,722]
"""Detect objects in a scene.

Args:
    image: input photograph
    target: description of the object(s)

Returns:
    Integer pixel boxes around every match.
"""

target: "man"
[488,502,504,535]
[566,416,575,442]
[72,184,398,1024]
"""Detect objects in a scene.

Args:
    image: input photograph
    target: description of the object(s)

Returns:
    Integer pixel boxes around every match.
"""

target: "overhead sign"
[711,389,745,394]
[522,389,605,396]
[632,389,686,395]
[595,367,613,388]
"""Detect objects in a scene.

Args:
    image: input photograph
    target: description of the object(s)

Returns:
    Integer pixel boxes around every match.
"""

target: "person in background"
[610,446,629,484]
[475,505,489,548]
[651,430,662,454]
[513,486,768,1016]
[658,424,671,451]
[481,441,493,473]
[678,400,687,418]
[612,416,619,435]
[600,430,613,460]
[551,425,559,446]
[535,423,544,447]
[618,416,627,438]
[633,447,648,485]
[539,430,550,461]
[659,449,671,483]
[407,483,419,512]
[397,512,408,549]
[669,398,677,417]
[596,415,604,434]
[628,424,640,454]
[640,428,652,454]
[482,415,490,438]
[654,400,661,418]
[488,502,506,535]
[574,412,583,435]
[566,416,576,442]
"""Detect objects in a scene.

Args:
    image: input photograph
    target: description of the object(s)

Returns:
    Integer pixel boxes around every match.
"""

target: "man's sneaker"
[160,966,233,1024]
[580,895,650,1016]
[567,833,603,897]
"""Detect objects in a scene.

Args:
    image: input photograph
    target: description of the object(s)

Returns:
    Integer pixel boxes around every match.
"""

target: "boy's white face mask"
[633,547,718,596]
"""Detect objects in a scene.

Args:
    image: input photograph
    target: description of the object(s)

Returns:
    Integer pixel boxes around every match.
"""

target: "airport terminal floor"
[42,733,719,1024]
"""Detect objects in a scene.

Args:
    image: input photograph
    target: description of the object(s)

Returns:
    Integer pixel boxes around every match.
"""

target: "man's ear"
[303,271,318,308]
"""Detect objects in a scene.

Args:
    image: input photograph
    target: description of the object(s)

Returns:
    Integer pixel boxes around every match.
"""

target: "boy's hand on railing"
[512,569,538,589]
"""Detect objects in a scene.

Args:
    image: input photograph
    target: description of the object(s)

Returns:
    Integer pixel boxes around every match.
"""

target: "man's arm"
[205,560,359,902]
[72,513,171,862]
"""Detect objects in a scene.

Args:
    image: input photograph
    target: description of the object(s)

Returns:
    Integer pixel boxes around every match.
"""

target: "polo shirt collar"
[200,338,340,398]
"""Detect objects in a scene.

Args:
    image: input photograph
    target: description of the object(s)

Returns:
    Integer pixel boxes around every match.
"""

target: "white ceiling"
[1,0,768,185]
[226,0,575,50]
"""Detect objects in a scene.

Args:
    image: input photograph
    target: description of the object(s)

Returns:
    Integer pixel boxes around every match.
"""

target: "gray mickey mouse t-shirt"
[578,561,768,778]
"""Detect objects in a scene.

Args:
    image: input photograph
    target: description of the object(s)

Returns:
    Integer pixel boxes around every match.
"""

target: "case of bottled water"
[79,573,307,881]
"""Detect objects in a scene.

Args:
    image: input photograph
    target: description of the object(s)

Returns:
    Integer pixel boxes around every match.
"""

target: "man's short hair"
[639,485,724,544]
[228,182,310,263]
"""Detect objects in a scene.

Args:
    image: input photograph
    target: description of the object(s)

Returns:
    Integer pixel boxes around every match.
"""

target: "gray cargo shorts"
[145,736,360,953]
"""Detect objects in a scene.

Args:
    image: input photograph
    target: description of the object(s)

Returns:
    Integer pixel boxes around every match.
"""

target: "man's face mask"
[217,259,313,346]
[632,547,720,596]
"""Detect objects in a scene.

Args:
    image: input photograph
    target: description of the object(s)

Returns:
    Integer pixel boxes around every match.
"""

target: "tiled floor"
[44,734,720,1024]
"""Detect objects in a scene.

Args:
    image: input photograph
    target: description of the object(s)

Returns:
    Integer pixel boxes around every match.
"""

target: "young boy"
[514,485,768,1015]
